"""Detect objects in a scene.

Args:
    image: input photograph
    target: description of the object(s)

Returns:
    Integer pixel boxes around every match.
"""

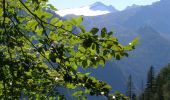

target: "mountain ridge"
[56,2,118,16]
[79,0,170,93]
[90,2,117,12]
[53,0,170,94]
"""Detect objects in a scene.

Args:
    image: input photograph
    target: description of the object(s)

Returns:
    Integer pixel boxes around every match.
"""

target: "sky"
[48,0,160,10]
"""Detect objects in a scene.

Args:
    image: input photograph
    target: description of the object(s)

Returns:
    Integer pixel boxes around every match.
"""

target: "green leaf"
[46,4,58,11]
[66,83,76,89]
[50,18,59,24]
[108,31,113,36]
[107,53,112,60]
[91,43,96,50]
[70,16,83,26]
[34,9,43,18]
[0,8,2,16]
[87,59,91,66]
[55,20,63,27]
[70,17,77,25]
[44,12,53,18]
[82,61,87,67]
[123,53,128,57]
[101,27,107,38]
[76,15,83,24]
[85,73,90,76]
[99,59,105,66]
[56,58,60,62]
[103,84,111,89]
[115,54,121,60]
[69,58,75,62]
[35,26,43,36]
[131,37,140,45]
[80,56,86,60]
[77,24,85,33]
[90,28,99,35]
[71,62,77,70]
[27,20,38,30]
[72,91,84,97]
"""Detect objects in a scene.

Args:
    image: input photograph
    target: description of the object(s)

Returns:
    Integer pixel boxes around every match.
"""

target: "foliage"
[111,91,130,100]
[152,64,170,100]
[140,64,170,100]
[142,66,156,100]
[0,0,137,99]
[126,75,136,100]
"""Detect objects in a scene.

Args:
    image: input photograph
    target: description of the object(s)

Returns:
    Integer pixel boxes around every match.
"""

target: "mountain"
[122,0,170,35]
[124,4,141,11]
[53,0,170,94]
[115,26,170,91]
[79,0,170,93]
[89,2,117,12]
[56,2,118,16]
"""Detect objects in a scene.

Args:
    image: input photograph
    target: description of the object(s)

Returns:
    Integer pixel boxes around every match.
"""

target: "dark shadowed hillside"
[80,0,170,93]
[57,0,170,93]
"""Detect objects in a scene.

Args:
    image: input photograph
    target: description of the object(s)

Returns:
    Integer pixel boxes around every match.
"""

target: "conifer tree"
[126,75,136,100]
[144,66,155,100]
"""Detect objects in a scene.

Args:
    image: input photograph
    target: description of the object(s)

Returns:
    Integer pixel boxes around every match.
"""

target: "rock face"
[89,2,118,12]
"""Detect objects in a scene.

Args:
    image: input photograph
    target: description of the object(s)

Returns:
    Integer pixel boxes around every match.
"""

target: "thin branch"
[18,0,131,52]
[2,0,7,99]
[18,0,122,43]
[8,16,56,70]
[18,0,85,39]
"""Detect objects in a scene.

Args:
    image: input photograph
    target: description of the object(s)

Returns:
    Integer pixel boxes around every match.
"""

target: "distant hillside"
[54,0,170,94]
[80,0,170,93]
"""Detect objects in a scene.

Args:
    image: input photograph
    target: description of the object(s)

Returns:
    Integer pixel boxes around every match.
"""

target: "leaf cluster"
[0,0,138,99]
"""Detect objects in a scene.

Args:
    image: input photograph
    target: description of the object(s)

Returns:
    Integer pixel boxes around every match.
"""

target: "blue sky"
[48,0,160,10]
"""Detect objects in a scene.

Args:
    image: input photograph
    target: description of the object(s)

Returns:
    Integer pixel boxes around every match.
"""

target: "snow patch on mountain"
[56,6,110,16]
[56,2,117,16]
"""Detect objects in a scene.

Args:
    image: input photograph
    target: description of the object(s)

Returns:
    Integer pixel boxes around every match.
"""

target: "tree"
[143,66,155,100]
[132,93,137,100]
[140,64,170,100]
[0,0,138,99]
[147,66,155,91]
[154,64,170,100]
[139,80,144,100]
[126,75,136,100]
